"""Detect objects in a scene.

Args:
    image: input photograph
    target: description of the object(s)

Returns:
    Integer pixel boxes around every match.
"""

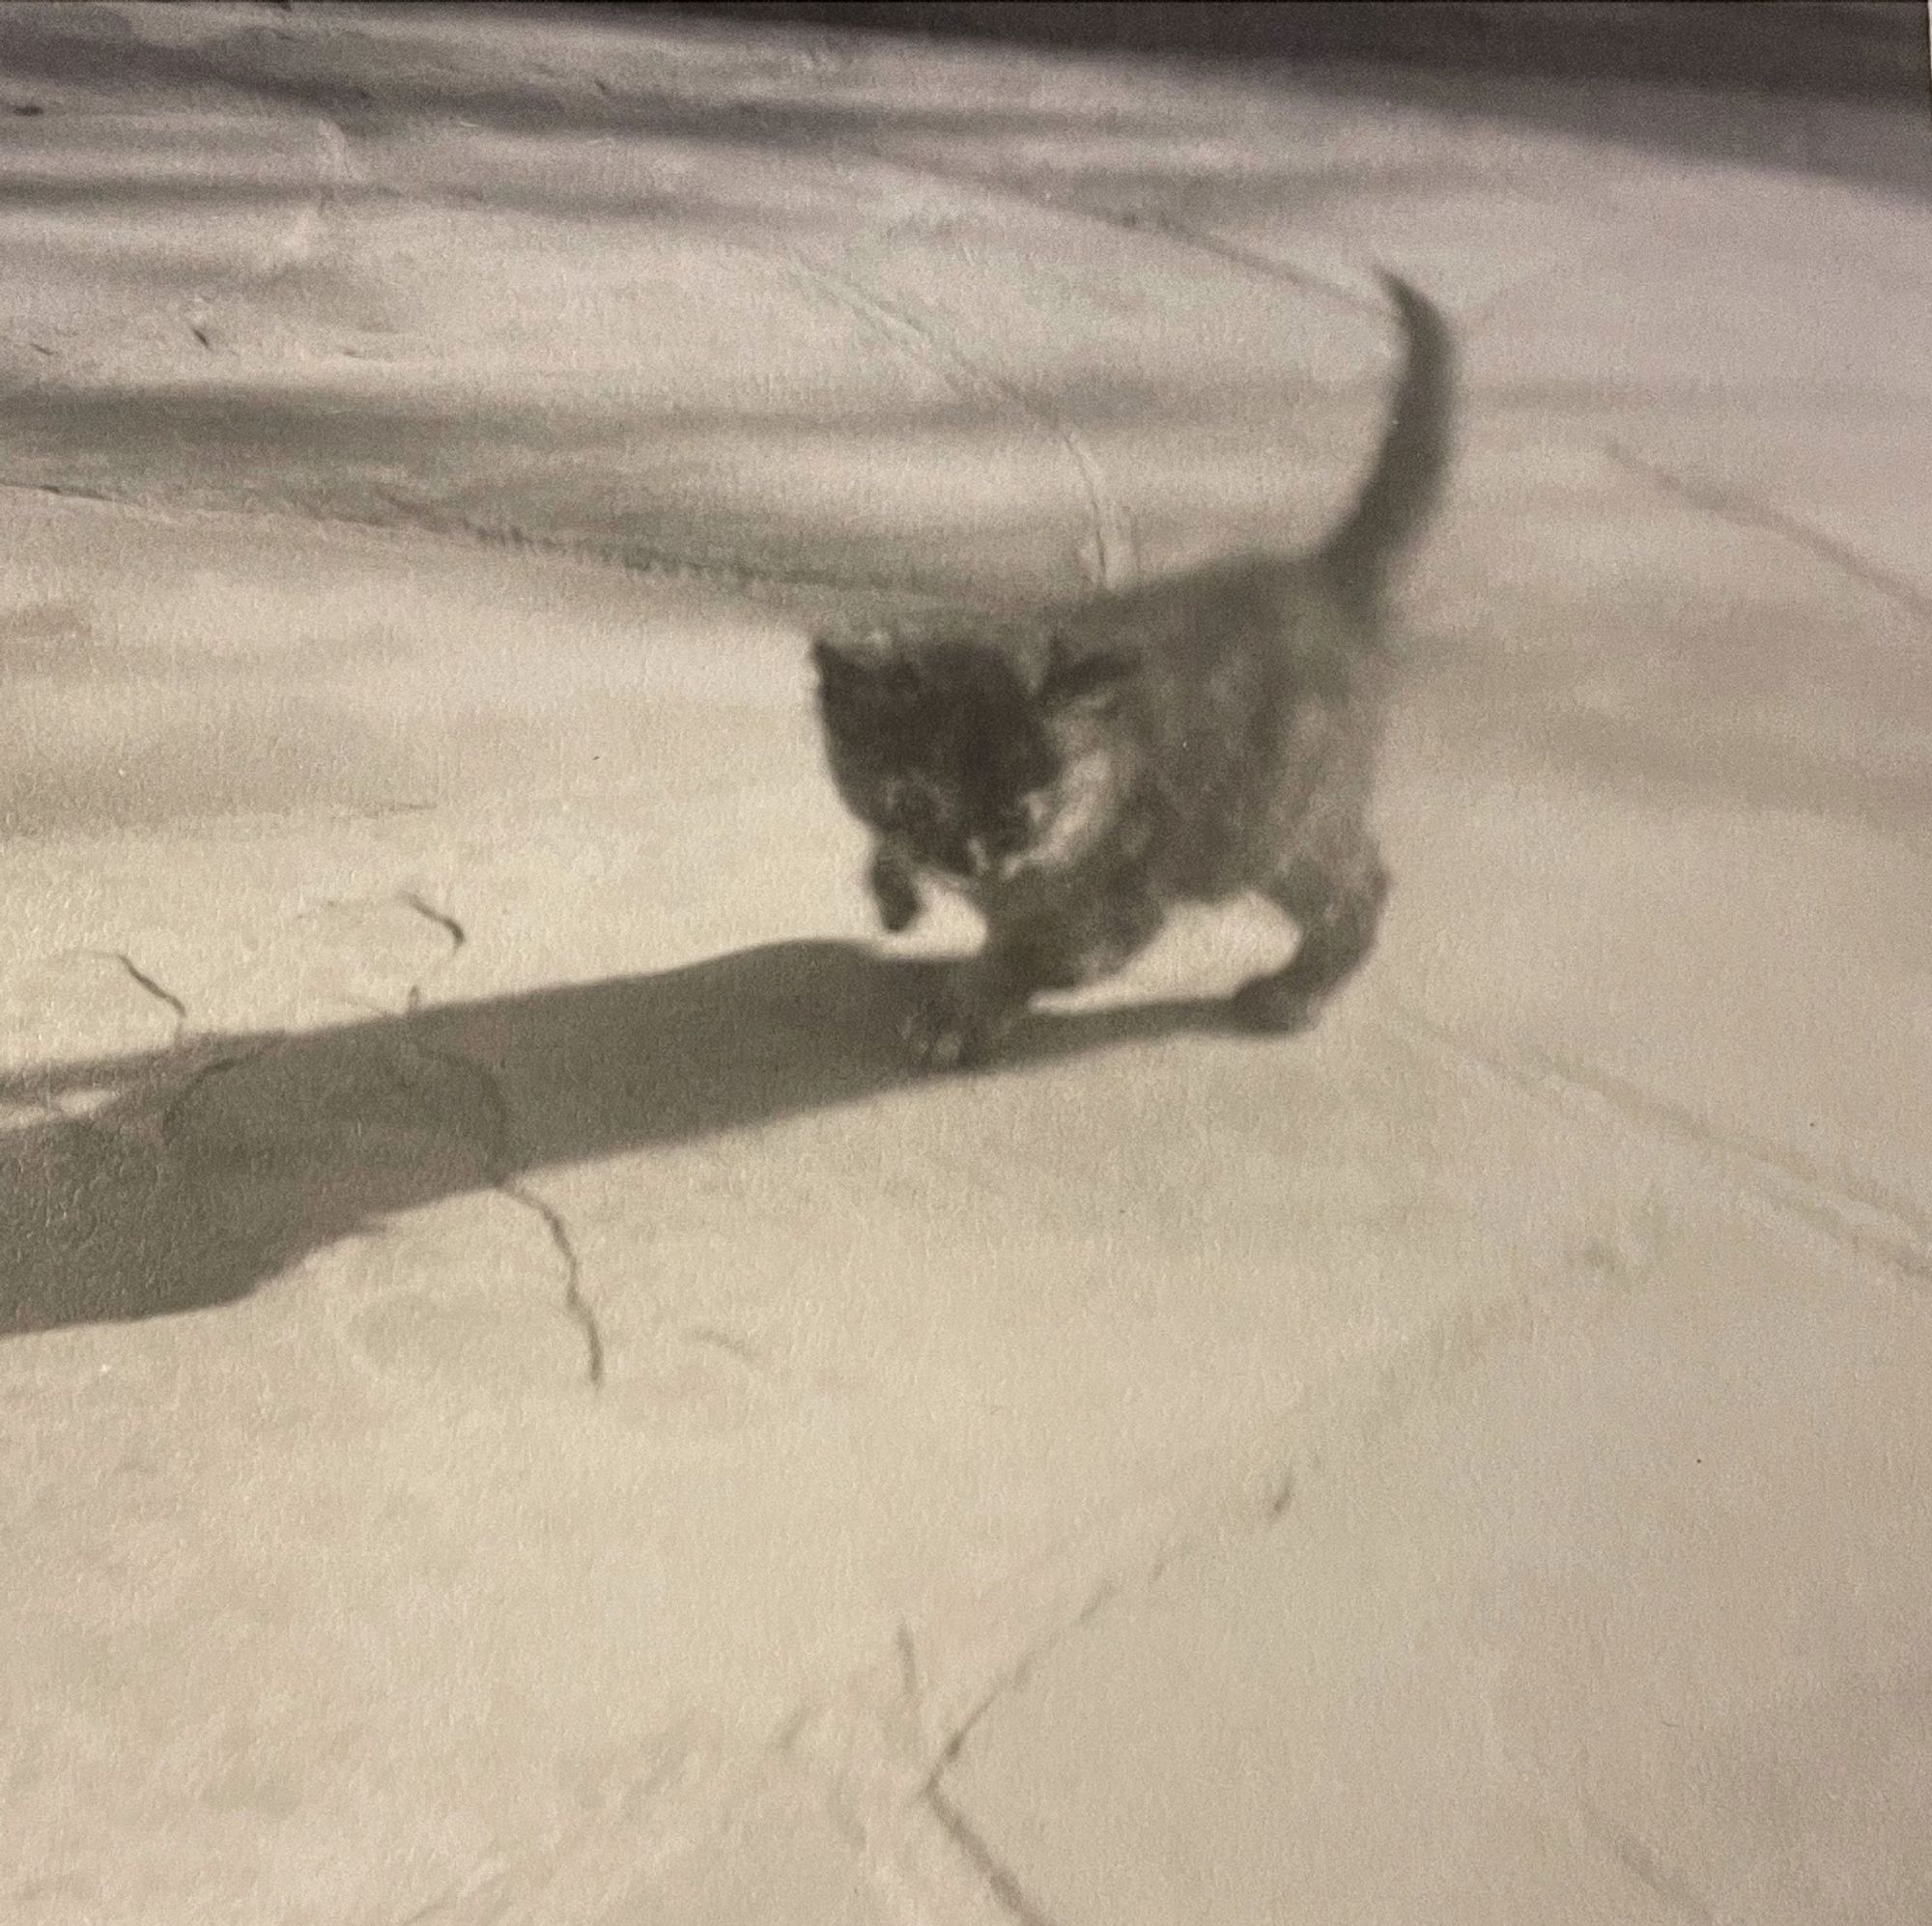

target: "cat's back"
[1072,550,1350,738]
[1068,551,1378,896]
[1084,552,1295,665]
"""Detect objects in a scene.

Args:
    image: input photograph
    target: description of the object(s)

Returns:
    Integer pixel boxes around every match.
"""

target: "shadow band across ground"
[2,938,1232,1337]
[662,1,1924,103]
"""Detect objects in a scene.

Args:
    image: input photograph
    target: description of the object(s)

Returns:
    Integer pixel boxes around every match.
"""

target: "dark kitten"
[812,271,1455,1070]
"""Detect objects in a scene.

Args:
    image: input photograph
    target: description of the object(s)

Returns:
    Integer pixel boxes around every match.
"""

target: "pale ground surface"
[2,5,1928,1922]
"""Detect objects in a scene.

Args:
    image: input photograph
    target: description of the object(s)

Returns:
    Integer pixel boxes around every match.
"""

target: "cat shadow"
[1,939,1232,1337]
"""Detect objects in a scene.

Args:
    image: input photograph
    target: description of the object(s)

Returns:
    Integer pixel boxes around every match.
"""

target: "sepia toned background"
[3,4,1928,1920]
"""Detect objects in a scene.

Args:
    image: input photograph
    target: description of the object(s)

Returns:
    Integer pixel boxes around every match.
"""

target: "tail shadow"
[2,939,1229,1337]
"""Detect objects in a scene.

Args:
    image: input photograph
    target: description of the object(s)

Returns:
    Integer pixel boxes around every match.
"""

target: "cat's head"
[810,620,1136,883]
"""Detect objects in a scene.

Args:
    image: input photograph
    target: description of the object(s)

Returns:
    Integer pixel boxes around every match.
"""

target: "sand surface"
[3,5,1928,1920]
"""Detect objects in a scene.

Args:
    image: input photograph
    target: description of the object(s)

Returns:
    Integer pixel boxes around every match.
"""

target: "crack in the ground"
[1605,440,1932,631]
[385,894,606,1388]
[681,1323,772,1372]
[500,1174,605,1389]
[156,1043,275,1147]
[64,949,190,1030]
[811,1226,1663,1926]
[392,1024,608,1392]
[394,890,466,1013]
[1568,1792,1717,1925]
[396,891,466,955]
[923,1570,1123,1791]
[923,1780,1065,1926]
[887,1446,1307,1809]
[874,1214,1704,1923]
[21,904,607,1385]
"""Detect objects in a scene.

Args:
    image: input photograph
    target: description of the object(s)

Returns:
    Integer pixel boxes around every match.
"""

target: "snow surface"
[3,5,1928,1921]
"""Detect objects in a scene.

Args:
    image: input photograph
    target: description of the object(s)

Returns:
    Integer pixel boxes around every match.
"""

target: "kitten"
[811,271,1454,1070]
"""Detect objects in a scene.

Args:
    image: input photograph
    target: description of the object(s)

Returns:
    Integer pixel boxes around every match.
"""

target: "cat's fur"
[812,271,1454,1070]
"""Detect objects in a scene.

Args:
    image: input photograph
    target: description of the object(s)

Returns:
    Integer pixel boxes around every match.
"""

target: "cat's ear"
[810,634,856,686]
[1041,636,1138,716]
[812,629,895,688]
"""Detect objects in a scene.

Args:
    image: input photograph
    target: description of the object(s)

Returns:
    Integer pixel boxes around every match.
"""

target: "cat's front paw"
[900,989,1012,1073]
[868,854,923,934]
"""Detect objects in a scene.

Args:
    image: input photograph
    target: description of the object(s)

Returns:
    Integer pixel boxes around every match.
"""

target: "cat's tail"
[1316,271,1456,607]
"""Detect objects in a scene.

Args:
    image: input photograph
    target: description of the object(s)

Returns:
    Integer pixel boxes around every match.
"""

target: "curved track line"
[2,477,947,616]
[1605,440,1932,632]
[1384,999,1932,1291]
[779,247,1138,592]
[826,138,1378,317]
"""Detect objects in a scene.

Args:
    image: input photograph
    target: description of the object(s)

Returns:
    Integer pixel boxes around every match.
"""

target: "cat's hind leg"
[1233,840,1389,1034]
[868,843,923,933]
